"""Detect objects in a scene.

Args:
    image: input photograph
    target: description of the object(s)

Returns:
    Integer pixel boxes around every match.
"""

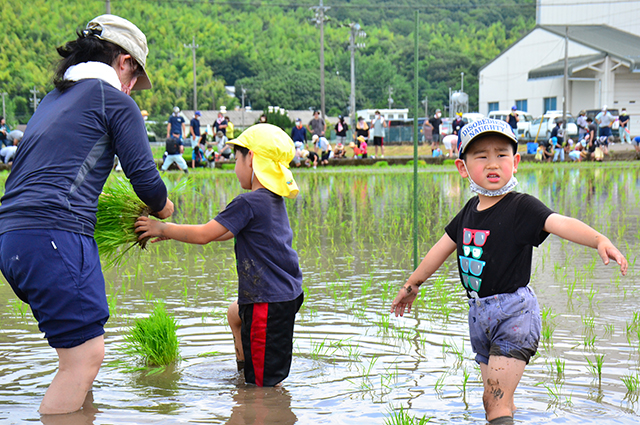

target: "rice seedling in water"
[622,374,640,393]
[95,176,189,268]
[384,405,431,425]
[554,358,565,379]
[123,301,180,367]
[585,354,604,384]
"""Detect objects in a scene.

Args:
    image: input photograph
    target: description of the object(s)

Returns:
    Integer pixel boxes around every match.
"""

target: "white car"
[487,110,533,140]
[527,112,578,141]
[462,112,485,124]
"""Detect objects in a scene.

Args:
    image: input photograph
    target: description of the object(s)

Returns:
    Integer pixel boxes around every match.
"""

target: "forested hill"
[0,0,535,124]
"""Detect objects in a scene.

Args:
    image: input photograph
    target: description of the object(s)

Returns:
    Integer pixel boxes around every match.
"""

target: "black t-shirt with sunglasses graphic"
[445,192,554,299]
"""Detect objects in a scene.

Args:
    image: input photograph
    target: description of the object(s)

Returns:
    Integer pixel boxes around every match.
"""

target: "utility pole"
[241,86,246,130]
[30,86,39,112]
[1,92,7,119]
[311,0,330,120]
[461,72,464,92]
[106,0,110,14]
[422,95,428,118]
[387,86,394,110]
[563,26,568,134]
[184,35,199,111]
[348,23,366,128]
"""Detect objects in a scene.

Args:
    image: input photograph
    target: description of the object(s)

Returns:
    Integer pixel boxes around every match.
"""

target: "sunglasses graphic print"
[462,228,490,247]
[460,228,490,293]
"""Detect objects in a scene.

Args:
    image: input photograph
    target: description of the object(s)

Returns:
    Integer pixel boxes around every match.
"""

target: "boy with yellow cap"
[135,124,303,387]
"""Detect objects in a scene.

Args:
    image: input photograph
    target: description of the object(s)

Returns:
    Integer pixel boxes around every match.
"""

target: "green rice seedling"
[10,298,29,319]
[622,374,640,393]
[583,334,596,349]
[406,159,427,167]
[95,176,189,268]
[554,358,565,379]
[373,161,389,168]
[434,370,448,392]
[585,354,604,384]
[603,323,614,337]
[541,307,556,347]
[458,367,471,395]
[122,301,180,367]
[384,405,431,425]
[583,316,595,330]
[566,277,577,299]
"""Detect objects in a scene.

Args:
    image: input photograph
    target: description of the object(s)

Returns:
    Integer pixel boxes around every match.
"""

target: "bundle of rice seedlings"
[123,301,180,367]
[95,176,188,268]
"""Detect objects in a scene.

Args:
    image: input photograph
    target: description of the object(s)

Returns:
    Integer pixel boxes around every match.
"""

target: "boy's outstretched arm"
[135,216,232,245]
[391,233,457,317]
[544,213,628,275]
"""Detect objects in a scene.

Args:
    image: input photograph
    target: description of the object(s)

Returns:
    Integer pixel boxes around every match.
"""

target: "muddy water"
[2,164,640,424]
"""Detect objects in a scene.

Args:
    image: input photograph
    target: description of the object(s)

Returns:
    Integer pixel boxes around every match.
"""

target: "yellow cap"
[230,124,299,199]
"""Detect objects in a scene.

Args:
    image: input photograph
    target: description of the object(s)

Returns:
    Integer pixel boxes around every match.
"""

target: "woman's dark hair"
[233,145,250,157]
[53,29,128,92]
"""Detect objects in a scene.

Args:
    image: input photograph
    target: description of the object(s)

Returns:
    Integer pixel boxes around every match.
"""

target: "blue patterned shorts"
[467,286,541,364]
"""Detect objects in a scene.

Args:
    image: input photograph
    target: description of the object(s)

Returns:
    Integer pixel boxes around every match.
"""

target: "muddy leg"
[479,356,525,421]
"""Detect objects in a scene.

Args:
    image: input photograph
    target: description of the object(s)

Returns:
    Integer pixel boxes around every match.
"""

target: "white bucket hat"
[86,14,151,90]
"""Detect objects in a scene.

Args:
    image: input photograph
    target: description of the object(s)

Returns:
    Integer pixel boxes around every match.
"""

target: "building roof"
[528,53,606,79]
[540,25,640,70]
[480,24,640,76]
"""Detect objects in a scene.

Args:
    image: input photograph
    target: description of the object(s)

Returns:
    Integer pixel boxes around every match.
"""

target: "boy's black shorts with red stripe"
[239,293,303,387]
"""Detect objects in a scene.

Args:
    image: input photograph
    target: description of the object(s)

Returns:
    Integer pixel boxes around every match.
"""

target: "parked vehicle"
[487,110,533,141]
[462,112,485,124]
[526,112,578,141]
[440,117,453,137]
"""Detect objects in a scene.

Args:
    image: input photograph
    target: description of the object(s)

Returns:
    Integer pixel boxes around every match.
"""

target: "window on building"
[488,102,499,112]
[544,97,557,113]
[515,99,528,112]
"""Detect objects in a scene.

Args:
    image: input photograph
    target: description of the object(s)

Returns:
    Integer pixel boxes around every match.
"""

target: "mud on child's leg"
[479,356,526,422]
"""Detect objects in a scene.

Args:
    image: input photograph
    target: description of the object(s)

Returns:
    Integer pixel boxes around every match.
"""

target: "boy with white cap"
[390,118,627,423]
[136,123,303,387]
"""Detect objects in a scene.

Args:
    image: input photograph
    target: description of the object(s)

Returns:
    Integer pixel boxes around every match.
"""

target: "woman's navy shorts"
[0,229,109,348]
[239,293,303,387]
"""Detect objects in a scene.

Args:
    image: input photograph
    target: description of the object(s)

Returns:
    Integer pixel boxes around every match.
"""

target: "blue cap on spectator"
[195,111,201,116]
[511,105,517,111]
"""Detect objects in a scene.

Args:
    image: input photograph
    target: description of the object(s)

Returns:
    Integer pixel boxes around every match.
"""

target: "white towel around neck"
[63,61,121,91]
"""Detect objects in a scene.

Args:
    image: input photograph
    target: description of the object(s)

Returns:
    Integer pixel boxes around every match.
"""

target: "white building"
[479,0,640,132]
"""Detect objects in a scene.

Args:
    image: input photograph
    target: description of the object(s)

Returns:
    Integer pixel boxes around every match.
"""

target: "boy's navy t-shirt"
[445,192,554,299]
[215,188,303,305]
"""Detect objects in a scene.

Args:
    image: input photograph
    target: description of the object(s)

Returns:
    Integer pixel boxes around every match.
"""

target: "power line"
[130,0,539,10]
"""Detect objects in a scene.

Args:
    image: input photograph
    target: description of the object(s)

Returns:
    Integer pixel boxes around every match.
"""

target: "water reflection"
[2,166,640,424]
[40,392,99,425]
[226,386,296,425]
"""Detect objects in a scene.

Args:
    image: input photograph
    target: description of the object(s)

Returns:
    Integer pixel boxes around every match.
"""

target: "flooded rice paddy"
[2,163,640,424]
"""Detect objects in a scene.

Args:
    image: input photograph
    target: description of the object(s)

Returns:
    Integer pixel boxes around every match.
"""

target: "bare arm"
[544,213,627,275]
[166,123,171,138]
[391,233,457,316]
[135,216,232,245]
